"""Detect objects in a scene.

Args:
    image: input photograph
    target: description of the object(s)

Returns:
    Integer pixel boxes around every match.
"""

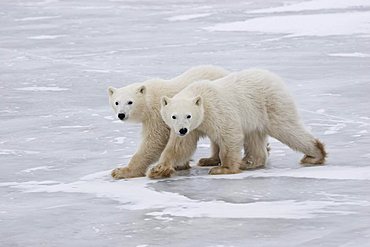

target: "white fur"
[149,68,326,178]
[108,65,229,179]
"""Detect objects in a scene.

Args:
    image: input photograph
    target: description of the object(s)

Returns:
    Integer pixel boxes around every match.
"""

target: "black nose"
[118,113,125,120]
[179,128,188,135]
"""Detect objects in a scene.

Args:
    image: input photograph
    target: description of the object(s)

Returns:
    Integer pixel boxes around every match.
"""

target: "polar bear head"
[108,84,146,122]
[160,95,204,137]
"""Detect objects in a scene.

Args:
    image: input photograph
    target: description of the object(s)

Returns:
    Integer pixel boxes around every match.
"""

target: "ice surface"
[1,0,370,246]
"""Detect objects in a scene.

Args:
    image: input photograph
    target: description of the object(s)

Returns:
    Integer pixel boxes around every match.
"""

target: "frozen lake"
[1,0,370,246]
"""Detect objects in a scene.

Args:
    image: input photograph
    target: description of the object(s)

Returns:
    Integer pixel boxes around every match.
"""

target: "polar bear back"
[142,65,229,110]
[175,68,297,132]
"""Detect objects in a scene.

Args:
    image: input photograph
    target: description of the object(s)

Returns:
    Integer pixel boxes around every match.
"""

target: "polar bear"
[108,65,229,179]
[147,68,326,178]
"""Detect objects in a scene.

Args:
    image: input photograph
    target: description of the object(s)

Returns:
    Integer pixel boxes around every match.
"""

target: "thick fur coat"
[108,65,229,178]
[148,68,326,178]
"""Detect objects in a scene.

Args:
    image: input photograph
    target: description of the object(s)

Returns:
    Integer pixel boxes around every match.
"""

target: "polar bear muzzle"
[118,113,126,120]
[179,128,188,136]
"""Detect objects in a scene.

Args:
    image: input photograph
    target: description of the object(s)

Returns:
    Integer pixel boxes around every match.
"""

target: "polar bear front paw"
[174,161,191,171]
[198,157,220,167]
[147,163,175,179]
[111,167,143,179]
[209,166,241,175]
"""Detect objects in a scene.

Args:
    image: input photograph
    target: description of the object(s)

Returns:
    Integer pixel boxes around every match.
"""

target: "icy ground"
[1,0,370,246]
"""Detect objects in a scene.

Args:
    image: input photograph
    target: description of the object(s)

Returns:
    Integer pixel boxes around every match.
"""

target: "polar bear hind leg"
[198,141,221,167]
[267,123,327,165]
[240,131,268,170]
[174,161,192,170]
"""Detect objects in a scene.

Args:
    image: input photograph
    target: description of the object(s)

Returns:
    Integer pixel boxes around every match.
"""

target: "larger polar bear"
[108,65,229,179]
[147,68,327,178]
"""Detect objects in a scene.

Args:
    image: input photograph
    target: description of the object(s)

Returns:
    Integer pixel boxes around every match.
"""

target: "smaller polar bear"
[147,68,326,178]
[108,65,229,179]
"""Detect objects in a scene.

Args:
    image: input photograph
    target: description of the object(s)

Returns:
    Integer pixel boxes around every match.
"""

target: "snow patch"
[21,166,55,173]
[28,35,66,40]
[0,149,39,155]
[83,69,111,73]
[113,137,126,144]
[328,52,370,58]
[16,86,69,91]
[15,16,60,21]
[148,200,353,219]
[324,123,346,135]
[0,181,59,187]
[200,166,370,181]
[316,109,325,114]
[312,93,342,97]
[59,125,92,129]
[205,12,370,37]
[249,0,370,13]
[166,13,211,21]
[0,109,18,113]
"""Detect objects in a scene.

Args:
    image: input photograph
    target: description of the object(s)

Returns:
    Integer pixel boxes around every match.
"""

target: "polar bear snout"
[118,113,126,120]
[179,128,188,136]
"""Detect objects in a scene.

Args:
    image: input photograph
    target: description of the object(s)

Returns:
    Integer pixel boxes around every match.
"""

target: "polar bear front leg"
[209,134,243,175]
[111,124,168,179]
[198,141,221,167]
[209,149,242,175]
[111,166,140,179]
[147,131,199,179]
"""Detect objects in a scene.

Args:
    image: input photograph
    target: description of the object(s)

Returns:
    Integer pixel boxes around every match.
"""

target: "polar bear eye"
[115,102,119,106]
[127,101,133,105]
[186,115,191,119]
[172,115,176,120]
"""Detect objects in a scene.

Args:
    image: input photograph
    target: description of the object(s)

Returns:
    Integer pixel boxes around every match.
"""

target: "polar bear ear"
[137,85,146,94]
[108,86,116,96]
[193,96,202,106]
[161,96,170,107]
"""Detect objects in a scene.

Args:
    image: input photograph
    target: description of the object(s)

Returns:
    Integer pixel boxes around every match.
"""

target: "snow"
[1,0,370,246]
[113,137,126,144]
[166,13,212,21]
[2,166,368,219]
[198,166,370,181]
[27,35,66,40]
[329,52,370,58]
[21,166,55,173]
[323,123,346,135]
[15,86,69,91]
[205,12,370,36]
[59,125,92,129]
[249,0,370,13]
[15,16,61,21]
